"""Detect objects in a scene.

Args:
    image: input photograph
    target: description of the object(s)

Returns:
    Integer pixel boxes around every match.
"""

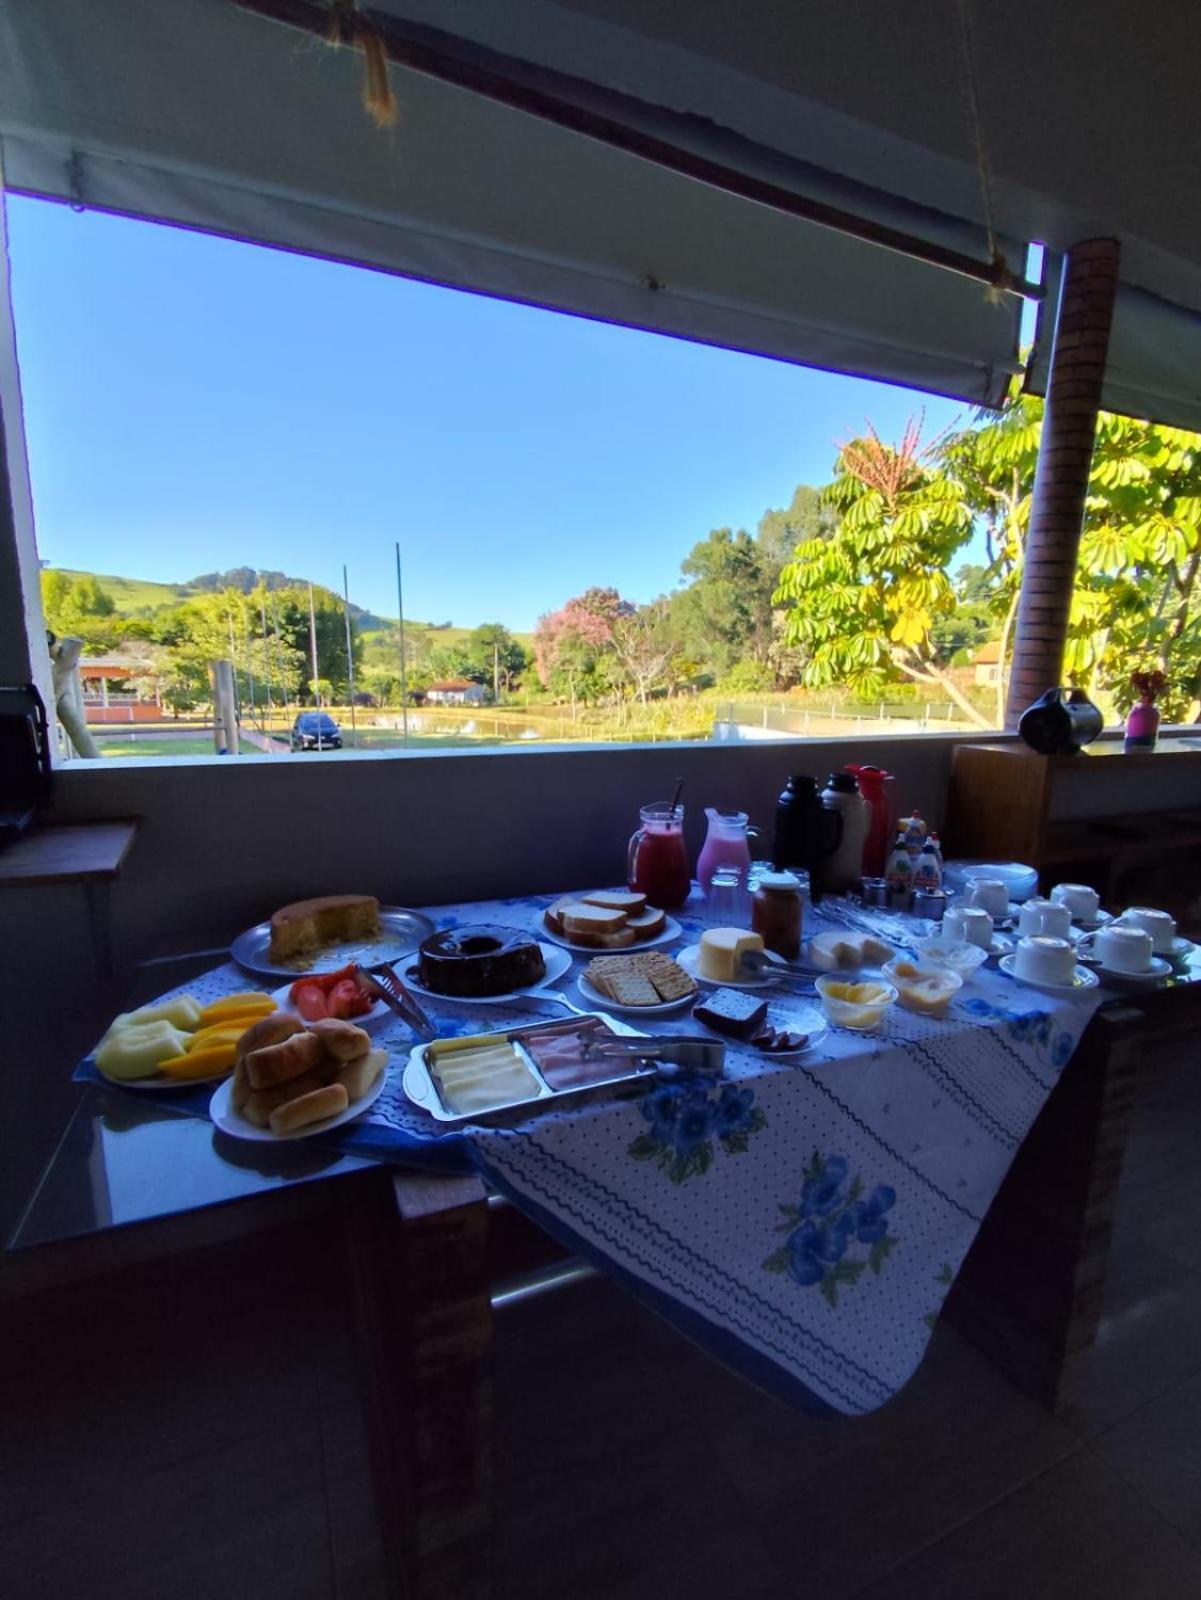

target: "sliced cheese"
[698,927,764,983]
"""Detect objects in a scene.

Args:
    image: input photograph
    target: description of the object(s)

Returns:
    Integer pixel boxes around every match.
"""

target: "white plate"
[998,955,1099,993]
[575,972,696,1017]
[101,1061,234,1092]
[538,913,683,953]
[693,998,827,1059]
[271,981,390,1029]
[807,930,897,972]
[912,936,990,975]
[676,943,774,989]
[400,941,572,1005]
[209,1057,389,1141]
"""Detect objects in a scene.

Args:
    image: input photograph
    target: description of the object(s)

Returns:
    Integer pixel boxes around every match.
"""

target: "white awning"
[0,0,1025,407]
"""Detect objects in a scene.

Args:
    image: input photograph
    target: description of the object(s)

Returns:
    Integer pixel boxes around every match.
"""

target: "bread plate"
[401,941,572,1005]
[692,998,827,1059]
[271,981,390,1029]
[209,1060,389,1142]
[231,906,436,983]
[538,914,682,954]
[575,971,695,1017]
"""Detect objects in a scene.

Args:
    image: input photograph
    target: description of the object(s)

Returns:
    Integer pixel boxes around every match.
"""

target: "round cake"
[417,925,546,997]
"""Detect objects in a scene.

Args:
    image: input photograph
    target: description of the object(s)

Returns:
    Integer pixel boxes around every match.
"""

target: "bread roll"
[231,1058,251,1112]
[245,1029,322,1090]
[269,1082,348,1135]
[308,1017,371,1063]
[240,1071,326,1127]
[236,1011,303,1064]
[335,1047,386,1103]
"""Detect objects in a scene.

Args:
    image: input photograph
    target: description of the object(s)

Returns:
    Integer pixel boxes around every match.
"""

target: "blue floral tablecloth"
[76,890,1109,1415]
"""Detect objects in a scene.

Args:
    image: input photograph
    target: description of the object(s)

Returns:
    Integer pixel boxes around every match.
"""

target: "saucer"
[1076,936,1173,984]
[998,955,1099,993]
[1070,908,1114,932]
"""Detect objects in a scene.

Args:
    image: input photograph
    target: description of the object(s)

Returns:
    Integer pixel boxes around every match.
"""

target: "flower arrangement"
[1130,667,1167,703]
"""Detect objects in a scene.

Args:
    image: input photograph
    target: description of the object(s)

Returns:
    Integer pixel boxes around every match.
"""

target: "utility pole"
[394,542,409,742]
[493,641,499,705]
[342,563,358,746]
[308,581,321,706]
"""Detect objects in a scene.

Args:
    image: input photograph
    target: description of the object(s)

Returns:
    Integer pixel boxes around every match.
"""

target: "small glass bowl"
[814,975,897,1031]
[912,936,989,975]
[882,958,963,1018]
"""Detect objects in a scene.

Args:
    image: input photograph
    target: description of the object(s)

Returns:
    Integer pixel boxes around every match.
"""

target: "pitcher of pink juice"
[697,808,762,895]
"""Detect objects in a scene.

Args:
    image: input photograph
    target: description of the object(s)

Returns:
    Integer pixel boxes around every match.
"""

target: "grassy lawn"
[95,736,263,758]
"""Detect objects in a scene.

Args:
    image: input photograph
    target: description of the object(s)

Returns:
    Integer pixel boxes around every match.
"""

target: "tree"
[610,601,680,704]
[671,527,776,676]
[40,569,119,648]
[775,418,987,725]
[466,623,526,698]
[940,398,1201,723]
[533,587,632,705]
[756,484,834,570]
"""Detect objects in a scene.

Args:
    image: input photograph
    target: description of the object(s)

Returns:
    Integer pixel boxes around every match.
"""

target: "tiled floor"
[3,1046,1200,1599]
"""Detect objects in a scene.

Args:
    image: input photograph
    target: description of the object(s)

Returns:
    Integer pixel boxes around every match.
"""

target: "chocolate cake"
[692,988,769,1039]
[417,924,546,997]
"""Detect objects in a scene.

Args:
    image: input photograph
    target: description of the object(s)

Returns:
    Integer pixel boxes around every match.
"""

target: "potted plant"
[1124,668,1167,752]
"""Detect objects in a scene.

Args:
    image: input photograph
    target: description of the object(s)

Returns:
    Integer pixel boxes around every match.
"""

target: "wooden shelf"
[0,822,138,888]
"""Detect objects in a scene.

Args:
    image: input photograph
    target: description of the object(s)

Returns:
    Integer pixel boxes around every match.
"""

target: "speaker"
[0,683,52,845]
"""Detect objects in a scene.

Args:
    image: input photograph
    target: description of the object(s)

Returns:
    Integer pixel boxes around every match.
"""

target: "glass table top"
[10,1085,372,1250]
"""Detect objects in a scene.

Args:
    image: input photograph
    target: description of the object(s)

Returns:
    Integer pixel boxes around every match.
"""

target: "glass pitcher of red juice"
[628,802,691,909]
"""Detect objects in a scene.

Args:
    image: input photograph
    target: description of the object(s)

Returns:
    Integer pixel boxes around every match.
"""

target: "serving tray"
[230,905,436,982]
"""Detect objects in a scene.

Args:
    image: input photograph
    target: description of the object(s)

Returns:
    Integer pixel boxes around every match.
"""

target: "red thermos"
[847,764,896,878]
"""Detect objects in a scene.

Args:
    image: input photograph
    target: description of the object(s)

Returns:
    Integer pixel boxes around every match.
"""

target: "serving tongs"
[739,949,820,990]
[353,961,438,1042]
[579,1034,726,1077]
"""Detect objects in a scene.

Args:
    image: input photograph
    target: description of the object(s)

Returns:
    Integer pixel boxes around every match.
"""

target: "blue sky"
[7,195,978,632]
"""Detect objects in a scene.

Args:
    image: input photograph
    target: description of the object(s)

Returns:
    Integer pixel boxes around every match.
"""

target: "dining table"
[12,885,1201,1599]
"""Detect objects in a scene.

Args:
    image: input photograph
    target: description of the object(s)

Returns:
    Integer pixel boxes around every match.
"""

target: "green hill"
[55,568,198,614]
[50,567,533,652]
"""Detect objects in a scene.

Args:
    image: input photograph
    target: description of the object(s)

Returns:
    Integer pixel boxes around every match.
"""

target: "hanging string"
[954,0,1007,297]
[327,0,398,128]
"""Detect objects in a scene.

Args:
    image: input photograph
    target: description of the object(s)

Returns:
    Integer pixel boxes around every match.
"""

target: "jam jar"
[751,869,803,960]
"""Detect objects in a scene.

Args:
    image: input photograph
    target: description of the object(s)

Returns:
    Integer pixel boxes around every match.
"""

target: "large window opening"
[9,198,1199,760]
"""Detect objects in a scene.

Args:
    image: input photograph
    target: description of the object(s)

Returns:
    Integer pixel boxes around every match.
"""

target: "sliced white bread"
[582,890,647,915]
[561,903,628,937]
[625,906,666,939]
[543,897,575,935]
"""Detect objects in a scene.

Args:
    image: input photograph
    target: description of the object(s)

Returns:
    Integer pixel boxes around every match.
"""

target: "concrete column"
[1005,239,1121,727]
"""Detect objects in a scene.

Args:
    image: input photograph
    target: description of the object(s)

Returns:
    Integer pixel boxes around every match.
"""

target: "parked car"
[290,711,342,751]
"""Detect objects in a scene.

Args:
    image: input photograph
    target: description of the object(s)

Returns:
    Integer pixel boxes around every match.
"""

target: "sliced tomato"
[292,982,329,1021]
[328,978,371,1019]
[317,963,360,993]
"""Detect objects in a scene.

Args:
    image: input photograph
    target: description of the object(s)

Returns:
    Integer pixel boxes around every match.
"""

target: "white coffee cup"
[1014,935,1077,985]
[967,878,1009,919]
[1051,882,1101,922]
[1116,906,1176,953]
[1018,897,1073,940]
[1095,923,1155,973]
[944,906,995,950]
